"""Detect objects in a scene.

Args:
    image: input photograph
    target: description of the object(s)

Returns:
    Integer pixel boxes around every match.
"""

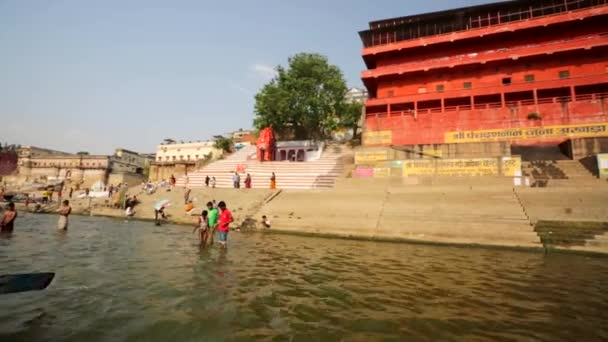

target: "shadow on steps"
[535,220,608,247]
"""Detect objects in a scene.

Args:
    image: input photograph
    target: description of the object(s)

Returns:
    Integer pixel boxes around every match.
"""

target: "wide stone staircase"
[176,144,348,190]
[522,160,605,187]
[377,186,541,248]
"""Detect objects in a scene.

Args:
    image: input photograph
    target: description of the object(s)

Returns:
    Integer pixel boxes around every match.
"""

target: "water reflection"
[0,215,607,341]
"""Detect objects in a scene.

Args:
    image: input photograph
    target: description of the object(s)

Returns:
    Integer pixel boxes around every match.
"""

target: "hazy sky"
[0,0,495,154]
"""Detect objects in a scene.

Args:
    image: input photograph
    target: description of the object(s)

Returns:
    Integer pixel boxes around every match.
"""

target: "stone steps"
[176,145,347,189]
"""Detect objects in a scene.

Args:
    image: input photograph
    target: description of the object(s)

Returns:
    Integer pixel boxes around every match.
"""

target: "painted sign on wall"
[373,168,390,178]
[355,149,390,164]
[363,130,392,145]
[598,154,608,179]
[354,166,374,178]
[445,123,608,144]
[501,156,522,177]
[402,157,522,177]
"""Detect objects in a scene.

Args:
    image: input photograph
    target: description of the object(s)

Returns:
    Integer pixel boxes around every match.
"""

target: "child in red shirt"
[217,201,233,248]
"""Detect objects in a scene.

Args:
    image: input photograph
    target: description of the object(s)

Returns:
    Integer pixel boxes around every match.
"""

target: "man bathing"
[0,202,17,233]
[57,200,72,230]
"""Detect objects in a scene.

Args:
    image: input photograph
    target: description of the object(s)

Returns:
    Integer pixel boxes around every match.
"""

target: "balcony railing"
[366,92,608,117]
[363,32,608,78]
[361,0,608,48]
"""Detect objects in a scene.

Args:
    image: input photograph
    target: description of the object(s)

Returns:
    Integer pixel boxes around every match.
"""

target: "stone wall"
[149,162,197,182]
[107,172,145,187]
[571,137,608,160]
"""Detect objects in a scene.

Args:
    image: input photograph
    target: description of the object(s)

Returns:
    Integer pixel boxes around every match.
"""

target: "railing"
[364,33,607,77]
[365,92,608,118]
[362,0,608,47]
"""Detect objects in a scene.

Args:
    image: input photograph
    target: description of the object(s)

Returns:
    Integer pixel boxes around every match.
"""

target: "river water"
[0,215,607,341]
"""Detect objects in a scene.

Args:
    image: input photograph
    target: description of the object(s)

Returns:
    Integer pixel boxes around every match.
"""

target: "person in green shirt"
[206,201,219,246]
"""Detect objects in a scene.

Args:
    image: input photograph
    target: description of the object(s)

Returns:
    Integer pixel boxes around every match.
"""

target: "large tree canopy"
[253,53,350,140]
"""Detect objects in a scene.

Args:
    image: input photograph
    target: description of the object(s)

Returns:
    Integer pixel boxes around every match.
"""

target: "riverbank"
[8,180,608,255]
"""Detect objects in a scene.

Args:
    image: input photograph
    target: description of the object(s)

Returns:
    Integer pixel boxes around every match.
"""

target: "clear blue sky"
[0,0,495,154]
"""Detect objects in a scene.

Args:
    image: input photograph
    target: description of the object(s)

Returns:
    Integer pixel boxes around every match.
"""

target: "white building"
[113,148,153,172]
[344,87,368,104]
[154,140,223,163]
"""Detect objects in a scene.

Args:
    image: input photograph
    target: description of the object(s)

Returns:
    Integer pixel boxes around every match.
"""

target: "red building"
[359,0,608,159]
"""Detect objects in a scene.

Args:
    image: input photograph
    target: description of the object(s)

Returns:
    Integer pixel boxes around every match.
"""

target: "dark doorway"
[511,143,571,161]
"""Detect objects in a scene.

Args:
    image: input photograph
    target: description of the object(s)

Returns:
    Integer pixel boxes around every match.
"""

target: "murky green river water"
[0,214,607,341]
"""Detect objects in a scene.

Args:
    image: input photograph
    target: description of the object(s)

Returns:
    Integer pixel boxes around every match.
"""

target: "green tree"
[76,151,90,156]
[339,101,364,139]
[253,53,348,140]
[214,136,233,153]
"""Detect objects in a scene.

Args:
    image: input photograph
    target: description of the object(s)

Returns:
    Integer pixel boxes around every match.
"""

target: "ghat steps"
[176,145,348,190]
[261,184,541,248]
[523,160,606,187]
[535,220,608,254]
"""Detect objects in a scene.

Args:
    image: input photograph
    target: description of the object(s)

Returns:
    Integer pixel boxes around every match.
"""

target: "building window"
[559,70,570,79]
[387,90,394,97]
[157,157,161,161]
[435,85,445,92]
[166,156,170,161]
[525,74,535,83]
[195,155,199,159]
[172,156,176,161]
[502,77,512,85]
[187,155,191,160]
[180,156,184,160]
[463,82,472,89]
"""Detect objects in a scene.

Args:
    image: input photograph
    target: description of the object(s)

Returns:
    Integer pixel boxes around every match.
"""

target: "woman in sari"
[270,172,276,190]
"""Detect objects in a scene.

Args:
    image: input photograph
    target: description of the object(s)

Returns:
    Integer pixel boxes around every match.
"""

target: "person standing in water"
[206,201,219,246]
[0,202,17,233]
[193,209,209,247]
[217,201,233,248]
[56,200,72,230]
[154,207,167,226]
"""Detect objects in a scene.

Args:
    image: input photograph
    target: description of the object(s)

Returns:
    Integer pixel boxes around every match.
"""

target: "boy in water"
[192,210,209,247]
[261,215,271,228]
[0,202,17,233]
[57,200,72,230]
[206,201,219,246]
[217,201,233,248]
[154,207,167,226]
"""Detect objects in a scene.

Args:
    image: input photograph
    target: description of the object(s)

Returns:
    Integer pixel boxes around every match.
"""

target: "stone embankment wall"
[11,178,608,255]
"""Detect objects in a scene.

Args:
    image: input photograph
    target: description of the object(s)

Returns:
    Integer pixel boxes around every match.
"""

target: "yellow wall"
[446,123,608,144]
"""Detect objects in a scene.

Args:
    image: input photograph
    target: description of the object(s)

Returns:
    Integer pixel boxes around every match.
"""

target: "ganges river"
[1,214,607,341]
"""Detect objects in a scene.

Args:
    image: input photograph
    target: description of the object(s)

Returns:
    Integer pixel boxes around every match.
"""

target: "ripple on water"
[1,215,608,341]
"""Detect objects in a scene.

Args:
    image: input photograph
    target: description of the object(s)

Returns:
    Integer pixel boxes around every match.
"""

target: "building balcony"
[361,1,608,56]
[366,73,608,108]
[362,32,608,80]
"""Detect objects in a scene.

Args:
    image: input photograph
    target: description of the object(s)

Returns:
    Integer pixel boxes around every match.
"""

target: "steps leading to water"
[261,185,541,248]
[522,160,605,188]
[176,144,349,190]
[534,220,608,253]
